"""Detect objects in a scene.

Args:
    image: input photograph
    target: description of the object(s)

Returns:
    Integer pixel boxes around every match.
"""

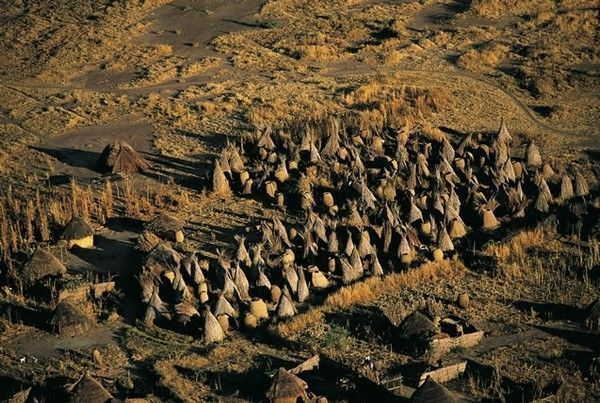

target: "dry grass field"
[0,0,598,401]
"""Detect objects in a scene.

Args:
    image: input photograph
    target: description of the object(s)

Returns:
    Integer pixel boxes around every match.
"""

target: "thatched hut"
[69,373,113,403]
[146,214,185,243]
[410,377,458,403]
[97,141,149,174]
[395,311,438,346]
[22,248,66,286]
[204,308,225,343]
[266,367,309,403]
[50,300,92,337]
[61,216,94,249]
[143,243,181,274]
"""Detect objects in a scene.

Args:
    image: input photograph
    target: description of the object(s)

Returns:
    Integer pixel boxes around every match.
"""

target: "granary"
[97,141,149,174]
[22,247,67,286]
[61,216,94,249]
[50,300,92,337]
[69,373,113,403]
[204,308,225,343]
[266,367,309,403]
[410,377,458,403]
[146,213,185,243]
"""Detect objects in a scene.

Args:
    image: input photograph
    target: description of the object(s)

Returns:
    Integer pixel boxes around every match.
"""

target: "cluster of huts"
[133,118,598,346]
[2,120,598,401]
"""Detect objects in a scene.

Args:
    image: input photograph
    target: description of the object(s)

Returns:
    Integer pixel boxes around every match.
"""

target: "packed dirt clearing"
[0,0,598,401]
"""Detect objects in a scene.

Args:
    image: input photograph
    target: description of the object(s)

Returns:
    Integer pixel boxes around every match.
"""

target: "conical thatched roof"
[97,141,149,174]
[204,308,225,343]
[276,289,297,318]
[397,311,438,339]
[22,248,67,285]
[410,377,458,403]
[137,230,161,252]
[266,368,308,401]
[70,373,113,403]
[61,216,94,240]
[143,243,181,274]
[213,159,232,196]
[50,301,92,336]
[574,171,589,197]
[146,214,184,239]
[525,140,542,168]
[497,119,512,144]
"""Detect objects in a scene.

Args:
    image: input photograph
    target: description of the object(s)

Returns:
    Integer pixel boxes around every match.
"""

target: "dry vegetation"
[0,0,598,401]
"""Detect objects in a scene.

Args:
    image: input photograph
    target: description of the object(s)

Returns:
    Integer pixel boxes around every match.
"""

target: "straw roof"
[97,141,149,174]
[70,373,113,403]
[22,248,66,285]
[213,158,232,195]
[410,377,458,403]
[146,214,184,238]
[61,216,94,240]
[497,119,512,144]
[525,140,542,168]
[276,289,297,318]
[574,171,589,197]
[50,301,92,336]
[397,311,438,339]
[266,368,308,401]
[204,308,225,343]
[143,243,181,274]
[137,230,161,252]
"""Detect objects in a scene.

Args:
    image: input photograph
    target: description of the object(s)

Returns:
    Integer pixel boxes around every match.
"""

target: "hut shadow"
[508,300,585,322]
[69,235,143,280]
[533,324,600,352]
[141,151,210,191]
[324,305,394,346]
[105,216,146,233]
[32,146,100,171]
[0,300,52,332]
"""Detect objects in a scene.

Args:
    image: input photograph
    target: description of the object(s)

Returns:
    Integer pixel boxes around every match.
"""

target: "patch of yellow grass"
[155,354,210,402]
[483,228,550,278]
[458,42,510,73]
[469,0,555,18]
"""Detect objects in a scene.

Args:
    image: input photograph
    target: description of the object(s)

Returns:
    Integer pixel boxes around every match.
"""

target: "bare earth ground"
[0,0,599,401]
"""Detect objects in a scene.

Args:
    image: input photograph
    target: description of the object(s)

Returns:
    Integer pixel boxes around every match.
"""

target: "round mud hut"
[22,248,66,286]
[69,373,113,403]
[146,214,185,243]
[50,300,92,337]
[267,367,309,403]
[61,216,94,249]
[410,377,458,403]
[97,141,149,174]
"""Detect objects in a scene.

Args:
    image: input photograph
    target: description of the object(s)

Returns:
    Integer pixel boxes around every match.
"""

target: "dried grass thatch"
[397,311,438,339]
[146,214,184,242]
[525,140,542,168]
[61,216,94,241]
[69,373,113,403]
[204,308,225,343]
[97,141,149,174]
[410,376,457,403]
[50,300,92,337]
[213,159,232,196]
[22,248,66,285]
[137,230,161,252]
[266,368,308,402]
[276,288,297,318]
